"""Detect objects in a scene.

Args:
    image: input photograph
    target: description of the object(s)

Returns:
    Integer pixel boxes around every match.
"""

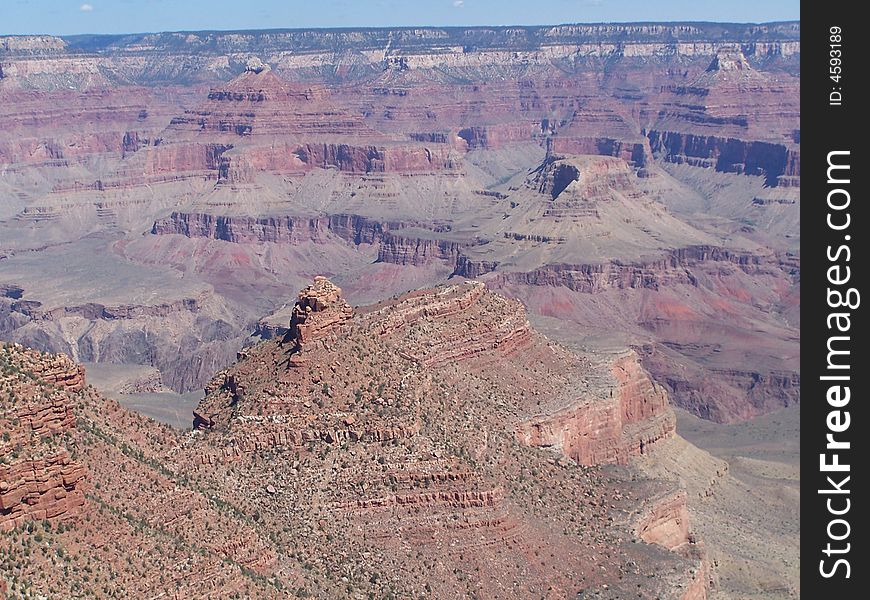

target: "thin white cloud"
[80,3,94,11]
[453,0,464,7]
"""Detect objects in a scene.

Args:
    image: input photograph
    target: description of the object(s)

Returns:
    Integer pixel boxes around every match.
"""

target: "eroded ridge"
[185,278,706,598]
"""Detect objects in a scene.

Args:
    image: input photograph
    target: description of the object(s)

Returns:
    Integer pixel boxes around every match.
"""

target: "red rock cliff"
[0,344,87,531]
[516,351,675,466]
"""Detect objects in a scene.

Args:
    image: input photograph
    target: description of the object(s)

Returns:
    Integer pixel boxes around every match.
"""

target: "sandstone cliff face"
[647,131,798,187]
[209,141,458,178]
[634,490,691,551]
[516,352,675,466]
[151,211,472,267]
[152,211,332,244]
[0,344,86,531]
[150,210,487,273]
[376,233,473,267]
[632,491,712,600]
[0,452,86,531]
[299,142,457,174]
[151,211,428,246]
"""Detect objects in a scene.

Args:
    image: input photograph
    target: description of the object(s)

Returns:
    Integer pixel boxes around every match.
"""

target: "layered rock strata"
[188,278,706,598]
[288,276,354,349]
[0,344,86,531]
[516,352,675,465]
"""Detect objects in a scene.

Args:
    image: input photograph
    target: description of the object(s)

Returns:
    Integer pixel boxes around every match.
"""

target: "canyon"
[2,280,716,598]
[0,20,799,599]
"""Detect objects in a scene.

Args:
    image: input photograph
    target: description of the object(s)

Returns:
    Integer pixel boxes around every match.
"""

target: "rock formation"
[0,273,732,598]
[0,342,294,597]
[187,278,708,598]
[288,276,354,349]
[516,352,675,465]
[0,345,86,531]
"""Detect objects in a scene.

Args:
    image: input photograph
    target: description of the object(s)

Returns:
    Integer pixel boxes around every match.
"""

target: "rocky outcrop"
[454,256,499,279]
[194,419,421,458]
[516,352,675,466]
[537,159,580,199]
[0,86,177,168]
[183,280,720,597]
[0,343,87,531]
[633,491,712,600]
[0,451,87,531]
[634,491,691,551]
[7,345,86,392]
[288,276,354,349]
[344,487,501,511]
[534,154,640,202]
[362,281,533,366]
[365,282,486,335]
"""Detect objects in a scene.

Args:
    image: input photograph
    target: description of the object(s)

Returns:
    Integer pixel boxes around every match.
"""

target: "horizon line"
[2,19,801,39]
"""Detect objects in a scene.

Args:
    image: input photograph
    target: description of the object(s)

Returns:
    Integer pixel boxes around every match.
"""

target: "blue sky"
[2,0,800,36]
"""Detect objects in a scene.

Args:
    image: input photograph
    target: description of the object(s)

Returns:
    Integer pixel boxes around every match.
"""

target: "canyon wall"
[472,245,771,292]
[516,352,675,465]
[647,130,799,187]
[1,23,799,88]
